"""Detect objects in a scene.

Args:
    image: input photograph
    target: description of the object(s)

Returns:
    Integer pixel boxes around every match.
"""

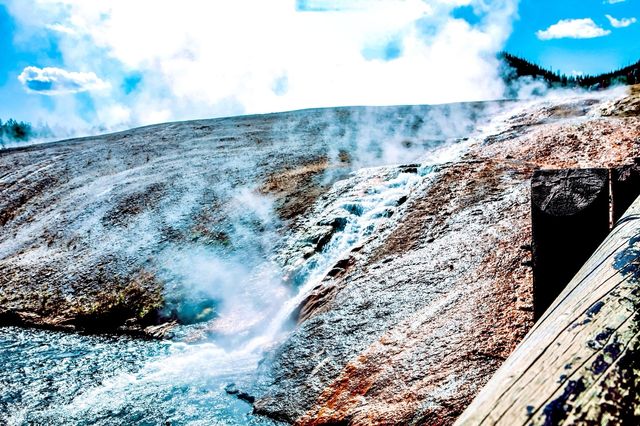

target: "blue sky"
[0,0,637,135]
[505,0,639,75]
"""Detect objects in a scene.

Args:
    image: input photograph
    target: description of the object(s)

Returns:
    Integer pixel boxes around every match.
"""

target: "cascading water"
[258,164,432,343]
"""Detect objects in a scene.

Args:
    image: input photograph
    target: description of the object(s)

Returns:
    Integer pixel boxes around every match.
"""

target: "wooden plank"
[455,195,640,426]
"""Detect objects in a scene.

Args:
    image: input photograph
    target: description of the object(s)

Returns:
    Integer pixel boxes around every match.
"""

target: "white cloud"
[605,14,637,28]
[6,0,518,133]
[605,0,625,4]
[18,66,109,95]
[536,18,611,40]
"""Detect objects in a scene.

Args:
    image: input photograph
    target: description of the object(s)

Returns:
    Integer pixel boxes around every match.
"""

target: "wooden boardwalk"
[455,196,640,425]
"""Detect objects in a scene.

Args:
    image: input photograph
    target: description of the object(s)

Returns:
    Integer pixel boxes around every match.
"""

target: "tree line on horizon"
[0,118,34,147]
[500,52,640,89]
[0,118,55,148]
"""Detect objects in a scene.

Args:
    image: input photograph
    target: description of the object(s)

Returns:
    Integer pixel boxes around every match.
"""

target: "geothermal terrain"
[0,87,638,425]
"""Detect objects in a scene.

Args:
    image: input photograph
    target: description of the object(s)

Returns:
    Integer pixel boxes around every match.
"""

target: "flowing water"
[0,327,274,425]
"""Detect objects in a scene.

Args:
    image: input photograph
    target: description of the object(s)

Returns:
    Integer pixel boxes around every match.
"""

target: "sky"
[0,0,637,137]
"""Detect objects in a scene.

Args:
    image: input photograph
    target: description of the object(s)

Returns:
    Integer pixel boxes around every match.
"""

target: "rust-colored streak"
[259,157,351,222]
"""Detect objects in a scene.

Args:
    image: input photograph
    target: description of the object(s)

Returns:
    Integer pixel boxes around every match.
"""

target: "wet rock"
[144,321,177,339]
[224,383,239,395]
[237,392,256,404]
[342,203,365,216]
[225,383,256,404]
[301,246,316,259]
[293,282,341,324]
[398,164,420,174]
[317,216,348,231]
[305,225,337,252]
[325,256,355,278]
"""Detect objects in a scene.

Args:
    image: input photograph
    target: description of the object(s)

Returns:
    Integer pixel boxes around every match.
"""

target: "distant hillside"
[500,52,640,90]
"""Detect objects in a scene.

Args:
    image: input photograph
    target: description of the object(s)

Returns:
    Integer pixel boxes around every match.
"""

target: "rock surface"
[251,90,639,424]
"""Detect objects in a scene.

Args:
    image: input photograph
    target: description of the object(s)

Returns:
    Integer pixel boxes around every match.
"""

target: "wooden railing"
[455,195,640,425]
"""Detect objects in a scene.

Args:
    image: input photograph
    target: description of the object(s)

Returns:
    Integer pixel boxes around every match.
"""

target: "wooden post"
[455,195,640,425]
[531,169,610,320]
[612,159,640,224]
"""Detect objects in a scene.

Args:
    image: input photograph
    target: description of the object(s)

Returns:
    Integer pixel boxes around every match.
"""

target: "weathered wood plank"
[455,195,640,426]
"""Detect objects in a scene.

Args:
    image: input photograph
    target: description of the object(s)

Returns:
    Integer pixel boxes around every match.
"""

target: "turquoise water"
[0,327,278,425]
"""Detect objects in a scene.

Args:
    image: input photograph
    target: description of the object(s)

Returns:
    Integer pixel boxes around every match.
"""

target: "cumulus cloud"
[605,0,625,4]
[18,66,109,95]
[536,18,611,40]
[5,0,518,134]
[605,14,637,28]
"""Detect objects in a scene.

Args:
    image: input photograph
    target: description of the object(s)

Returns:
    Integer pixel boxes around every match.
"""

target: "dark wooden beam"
[531,168,610,320]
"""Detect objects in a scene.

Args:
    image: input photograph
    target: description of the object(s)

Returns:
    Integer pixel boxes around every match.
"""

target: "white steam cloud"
[5,0,518,135]
[159,187,292,346]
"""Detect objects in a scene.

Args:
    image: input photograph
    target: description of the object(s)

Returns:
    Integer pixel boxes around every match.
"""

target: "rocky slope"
[251,89,639,424]
[0,103,501,335]
[0,87,638,424]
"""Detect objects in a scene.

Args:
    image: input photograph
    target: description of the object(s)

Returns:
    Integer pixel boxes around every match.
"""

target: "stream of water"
[0,326,276,425]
